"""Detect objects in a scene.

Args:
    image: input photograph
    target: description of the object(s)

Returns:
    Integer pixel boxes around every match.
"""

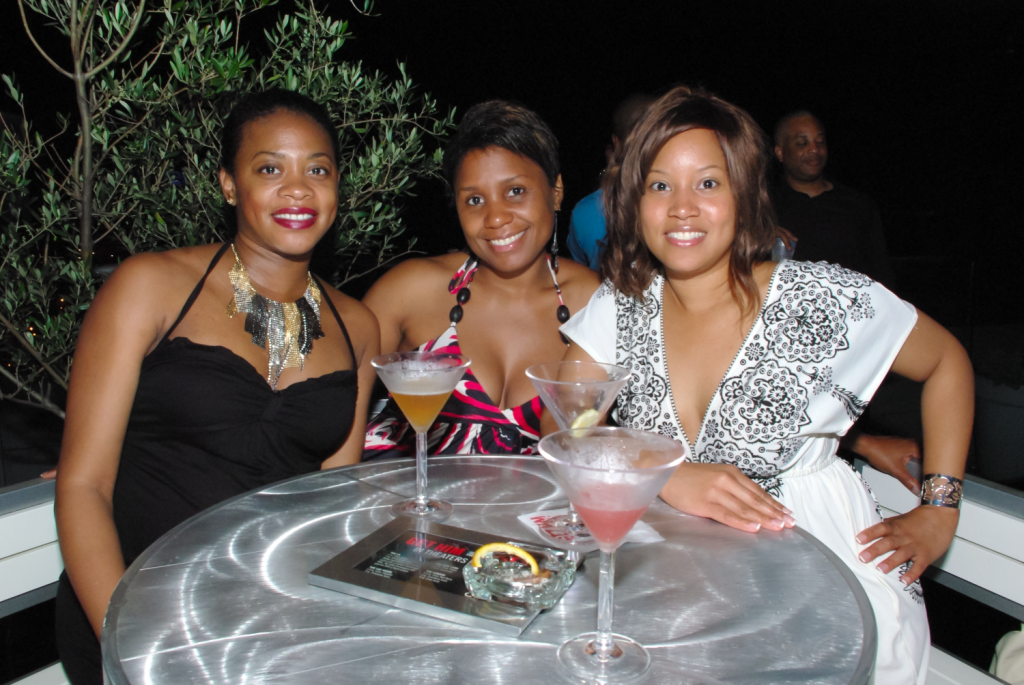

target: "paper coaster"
[518,508,664,553]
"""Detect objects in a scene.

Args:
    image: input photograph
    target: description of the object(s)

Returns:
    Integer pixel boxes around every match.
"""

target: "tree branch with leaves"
[1,0,454,418]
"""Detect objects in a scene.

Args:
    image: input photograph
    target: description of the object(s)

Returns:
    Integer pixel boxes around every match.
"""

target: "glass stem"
[566,500,582,524]
[593,549,616,661]
[415,430,428,509]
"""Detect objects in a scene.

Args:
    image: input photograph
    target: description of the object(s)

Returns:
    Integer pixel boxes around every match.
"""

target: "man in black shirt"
[772,111,896,288]
[773,111,917,491]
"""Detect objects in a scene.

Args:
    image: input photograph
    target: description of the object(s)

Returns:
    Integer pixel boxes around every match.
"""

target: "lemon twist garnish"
[571,408,601,429]
[471,543,539,575]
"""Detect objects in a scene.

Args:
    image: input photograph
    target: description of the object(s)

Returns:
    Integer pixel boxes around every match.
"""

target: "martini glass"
[372,351,470,521]
[539,427,688,684]
[526,361,630,544]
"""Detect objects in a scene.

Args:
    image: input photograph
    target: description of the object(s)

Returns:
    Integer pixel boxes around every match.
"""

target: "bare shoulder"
[369,252,464,291]
[96,244,224,314]
[363,252,465,311]
[106,244,223,291]
[754,260,780,293]
[80,244,228,351]
[556,259,601,311]
[321,284,380,351]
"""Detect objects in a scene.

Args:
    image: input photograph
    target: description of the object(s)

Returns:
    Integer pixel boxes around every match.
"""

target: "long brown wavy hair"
[600,86,777,314]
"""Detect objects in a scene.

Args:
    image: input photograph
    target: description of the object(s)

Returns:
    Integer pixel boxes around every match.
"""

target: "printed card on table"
[518,508,664,553]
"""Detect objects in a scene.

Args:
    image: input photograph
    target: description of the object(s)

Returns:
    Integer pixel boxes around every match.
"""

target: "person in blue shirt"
[567,93,655,270]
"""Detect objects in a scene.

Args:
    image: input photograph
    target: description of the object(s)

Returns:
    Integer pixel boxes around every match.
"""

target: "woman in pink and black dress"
[363,101,600,459]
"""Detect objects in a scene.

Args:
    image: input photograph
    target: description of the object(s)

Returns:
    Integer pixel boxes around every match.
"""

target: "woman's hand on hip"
[660,462,796,533]
[856,505,959,584]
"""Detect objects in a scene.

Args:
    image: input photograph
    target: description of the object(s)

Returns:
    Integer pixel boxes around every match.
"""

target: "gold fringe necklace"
[226,244,324,390]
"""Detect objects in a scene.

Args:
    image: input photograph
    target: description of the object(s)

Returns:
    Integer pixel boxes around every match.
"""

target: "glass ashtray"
[463,543,576,611]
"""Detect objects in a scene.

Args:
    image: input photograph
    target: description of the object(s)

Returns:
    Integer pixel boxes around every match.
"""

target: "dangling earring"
[550,209,560,271]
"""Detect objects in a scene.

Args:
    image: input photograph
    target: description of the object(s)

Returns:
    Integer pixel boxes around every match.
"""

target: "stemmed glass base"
[557,633,650,684]
[390,433,453,522]
[538,509,591,544]
[543,513,587,534]
[389,497,453,521]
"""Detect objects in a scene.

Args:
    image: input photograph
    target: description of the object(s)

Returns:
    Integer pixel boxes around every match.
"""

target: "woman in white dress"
[559,86,973,683]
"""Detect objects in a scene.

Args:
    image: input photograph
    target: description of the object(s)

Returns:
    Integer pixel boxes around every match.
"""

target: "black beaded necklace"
[447,255,571,327]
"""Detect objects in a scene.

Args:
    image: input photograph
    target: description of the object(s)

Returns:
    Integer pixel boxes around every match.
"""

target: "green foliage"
[0,0,454,417]
[0,103,92,418]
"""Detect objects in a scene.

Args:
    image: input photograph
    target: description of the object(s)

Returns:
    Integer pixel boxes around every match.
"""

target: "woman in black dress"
[54,90,379,684]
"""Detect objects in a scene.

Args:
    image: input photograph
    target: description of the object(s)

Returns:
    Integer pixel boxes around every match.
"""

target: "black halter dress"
[55,243,359,684]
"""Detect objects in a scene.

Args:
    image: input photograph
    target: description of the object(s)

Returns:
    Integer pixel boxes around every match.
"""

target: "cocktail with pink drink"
[539,427,688,684]
[372,351,470,521]
[525,361,630,545]
[573,501,649,548]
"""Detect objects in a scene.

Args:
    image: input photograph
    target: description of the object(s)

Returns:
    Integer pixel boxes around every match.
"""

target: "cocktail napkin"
[518,508,664,554]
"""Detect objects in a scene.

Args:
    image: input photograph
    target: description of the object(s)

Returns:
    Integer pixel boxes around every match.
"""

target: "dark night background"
[2,1,1023,680]
[347,0,1024,330]
[2,0,1023,323]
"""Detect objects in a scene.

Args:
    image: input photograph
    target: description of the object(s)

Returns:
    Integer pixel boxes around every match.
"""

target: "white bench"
[9,664,70,685]
[860,462,1024,685]
[0,479,69,685]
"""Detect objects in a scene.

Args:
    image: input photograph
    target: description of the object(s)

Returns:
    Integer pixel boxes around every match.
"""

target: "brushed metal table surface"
[102,455,875,684]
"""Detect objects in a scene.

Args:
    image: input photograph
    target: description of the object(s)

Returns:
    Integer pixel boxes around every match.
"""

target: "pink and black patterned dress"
[362,257,546,460]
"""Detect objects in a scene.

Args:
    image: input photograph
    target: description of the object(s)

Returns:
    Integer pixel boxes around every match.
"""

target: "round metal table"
[102,456,876,684]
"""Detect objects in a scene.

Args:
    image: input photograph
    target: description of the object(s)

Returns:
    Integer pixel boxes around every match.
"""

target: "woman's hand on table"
[660,462,796,533]
[855,505,959,584]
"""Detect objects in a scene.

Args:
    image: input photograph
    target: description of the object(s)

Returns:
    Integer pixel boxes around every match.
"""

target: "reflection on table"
[102,456,875,684]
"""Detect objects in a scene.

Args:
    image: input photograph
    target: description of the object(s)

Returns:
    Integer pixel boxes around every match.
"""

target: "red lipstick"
[271,207,318,230]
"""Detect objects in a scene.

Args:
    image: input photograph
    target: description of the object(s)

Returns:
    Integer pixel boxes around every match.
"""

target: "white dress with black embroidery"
[562,260,929,685]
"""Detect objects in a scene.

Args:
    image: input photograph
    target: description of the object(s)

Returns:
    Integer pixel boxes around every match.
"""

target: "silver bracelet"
[920,474,963,508]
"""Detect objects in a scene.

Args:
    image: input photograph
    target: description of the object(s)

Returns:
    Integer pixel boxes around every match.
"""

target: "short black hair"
[441,100,560,195]
[220,88,338,174]
[773,109,824,147]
